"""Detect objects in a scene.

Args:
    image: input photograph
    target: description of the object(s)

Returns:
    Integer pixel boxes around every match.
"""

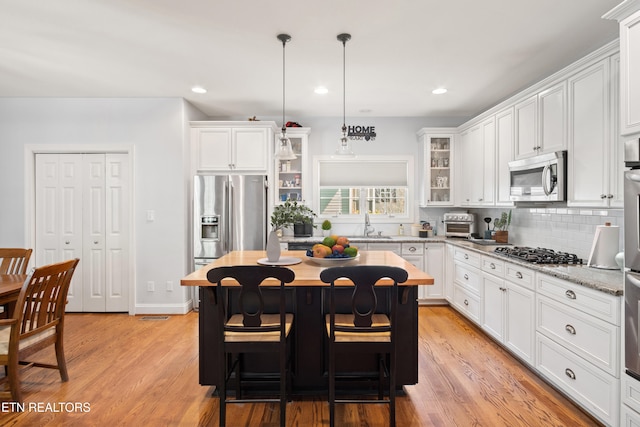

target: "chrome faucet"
[364,212,375,236]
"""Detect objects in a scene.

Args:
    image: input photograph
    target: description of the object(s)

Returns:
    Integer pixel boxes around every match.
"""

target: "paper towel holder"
[587,222,620,270]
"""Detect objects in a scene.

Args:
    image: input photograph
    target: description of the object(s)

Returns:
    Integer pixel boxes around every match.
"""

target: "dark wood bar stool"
[320,265,408,427]
[206,265,295,427]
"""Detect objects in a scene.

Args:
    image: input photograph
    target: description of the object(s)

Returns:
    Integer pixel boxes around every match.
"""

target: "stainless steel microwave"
[508,151,567,202]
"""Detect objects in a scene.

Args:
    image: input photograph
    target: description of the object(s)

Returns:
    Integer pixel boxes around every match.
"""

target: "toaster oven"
[443,212,476,238]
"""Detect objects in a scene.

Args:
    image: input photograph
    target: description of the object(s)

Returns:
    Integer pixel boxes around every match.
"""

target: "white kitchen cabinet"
[191,121,276,172]
[623,373,640,422]
[495,107,515,206]
[568,56,624,208]
[457,118,495,207]
[275,127,309,204]
[535,272,621,427]
[481,256,535,366]
[421,243,444,301]
[618,5,640,135]
[444,243,455,301]
[417,129,456,206]
[515,94,538,159]
[515,82,567,159]
[536,333,619,426]
[451,247,482,324]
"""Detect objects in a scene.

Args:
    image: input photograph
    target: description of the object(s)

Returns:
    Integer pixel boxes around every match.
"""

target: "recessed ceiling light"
[432,88,447,95]
[191,86,207,94]
[314,86,328,95]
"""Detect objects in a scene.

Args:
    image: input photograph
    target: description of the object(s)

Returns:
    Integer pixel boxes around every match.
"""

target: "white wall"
[0,97,207,314]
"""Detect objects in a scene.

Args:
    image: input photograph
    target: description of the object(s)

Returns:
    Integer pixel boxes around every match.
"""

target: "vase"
[266,230,281,262]
[323,229,332,237]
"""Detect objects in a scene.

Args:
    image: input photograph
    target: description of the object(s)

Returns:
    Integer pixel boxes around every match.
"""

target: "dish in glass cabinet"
[305,254,360,266]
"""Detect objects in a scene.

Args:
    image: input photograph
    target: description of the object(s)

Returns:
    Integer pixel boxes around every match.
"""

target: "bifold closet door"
[35,153,129,312]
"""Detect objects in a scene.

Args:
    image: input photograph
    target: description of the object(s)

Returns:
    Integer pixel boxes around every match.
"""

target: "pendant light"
[335,33,354,156]
[274,33,296,160]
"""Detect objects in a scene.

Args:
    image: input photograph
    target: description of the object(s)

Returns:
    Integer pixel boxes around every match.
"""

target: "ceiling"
[0,0,622,121]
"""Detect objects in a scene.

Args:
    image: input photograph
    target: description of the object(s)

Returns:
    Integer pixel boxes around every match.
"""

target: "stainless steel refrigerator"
[192,175,268,307]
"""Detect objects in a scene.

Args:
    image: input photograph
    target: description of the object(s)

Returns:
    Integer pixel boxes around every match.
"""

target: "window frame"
[312,155,414,224]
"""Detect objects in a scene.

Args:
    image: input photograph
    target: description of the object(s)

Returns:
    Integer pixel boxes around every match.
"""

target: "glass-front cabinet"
[274,127,310,205]
[417,129,455,206]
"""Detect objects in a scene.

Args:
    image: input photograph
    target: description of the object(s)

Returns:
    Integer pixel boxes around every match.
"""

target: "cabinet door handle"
[464,274,469,280]
[499,287,507,292]
[565,368,576,380]
[464,254,469,260]
[515,272,523,279]
[608,194,613,199]
[600,194,607,199]
[464,299,469,306]
[565,290,576,300]
[565,324,576,335]
[489,263,496,270]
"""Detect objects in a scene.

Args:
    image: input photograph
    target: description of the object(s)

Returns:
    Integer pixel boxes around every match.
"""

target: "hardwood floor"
[0,306,602,426]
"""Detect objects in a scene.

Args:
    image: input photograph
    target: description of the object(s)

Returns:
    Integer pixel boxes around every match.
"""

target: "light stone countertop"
[280,235,624,296]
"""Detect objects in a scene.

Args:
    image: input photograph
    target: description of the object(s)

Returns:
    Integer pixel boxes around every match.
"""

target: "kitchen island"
[181,250,434,394]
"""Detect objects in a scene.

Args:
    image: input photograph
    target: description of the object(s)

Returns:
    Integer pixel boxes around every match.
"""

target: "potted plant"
[271,200,296,236]
[321,219,332,237]
[493,210,512,243]
[290,201,317,237]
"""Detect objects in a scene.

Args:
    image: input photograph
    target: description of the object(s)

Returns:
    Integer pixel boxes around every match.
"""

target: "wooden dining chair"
[0,248,33,275]
[320,265,408,427]
[206,265,296,427]
[0,258,79,403]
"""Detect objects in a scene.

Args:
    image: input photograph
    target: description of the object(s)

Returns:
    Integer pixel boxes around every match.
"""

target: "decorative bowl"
[305,253,360,266]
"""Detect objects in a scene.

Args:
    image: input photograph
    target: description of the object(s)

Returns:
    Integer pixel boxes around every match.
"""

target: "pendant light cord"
[282,37,286,135]
[342,37,346,134]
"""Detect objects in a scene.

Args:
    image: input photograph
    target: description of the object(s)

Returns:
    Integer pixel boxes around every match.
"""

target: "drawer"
[453,247,481,268]
[505,264,535,291]
[367,243,401,255]
[624,373,640,415]
[536,294,619,376]
[536,273,621,325]
[454,263,482,294]
[481,256,504,277]
[536,333,619,426]
[402,243,424,256]
[453,284,480,323]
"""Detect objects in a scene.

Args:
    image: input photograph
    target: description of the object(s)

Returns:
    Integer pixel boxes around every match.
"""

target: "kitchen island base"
[198,285,418,394]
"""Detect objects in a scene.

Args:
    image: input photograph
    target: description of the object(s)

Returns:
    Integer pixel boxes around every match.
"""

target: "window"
[315,157,412,221]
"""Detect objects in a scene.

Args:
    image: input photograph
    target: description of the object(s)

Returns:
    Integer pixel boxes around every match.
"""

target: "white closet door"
[35,152,130,312]
[82,154,106,312]
[35,154,84,311]
[105,153,129,312]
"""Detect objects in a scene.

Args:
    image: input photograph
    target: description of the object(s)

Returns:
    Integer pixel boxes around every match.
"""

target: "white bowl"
[305,253,360,266]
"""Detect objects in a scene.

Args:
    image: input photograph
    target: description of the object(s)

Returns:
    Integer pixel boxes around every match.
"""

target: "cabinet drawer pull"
[409,246,416,252]
[65,241,70,245]
[463,299,469,306]
[565,324,576,335]
[489,263,496,270]
[464,254,469,260]
[565,368,576,380]
[565,290,576,300]
[464,274,469,280]
[499,287,507,292]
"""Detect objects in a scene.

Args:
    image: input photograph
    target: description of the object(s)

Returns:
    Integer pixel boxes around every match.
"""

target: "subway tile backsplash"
[421,207,624,261]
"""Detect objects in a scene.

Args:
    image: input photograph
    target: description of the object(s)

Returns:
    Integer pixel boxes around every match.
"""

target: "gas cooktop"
[494,246,583,265]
